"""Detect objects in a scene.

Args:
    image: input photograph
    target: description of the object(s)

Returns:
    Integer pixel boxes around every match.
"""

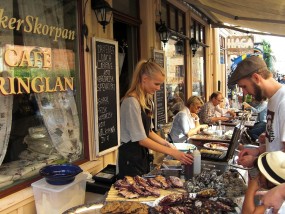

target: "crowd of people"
[118,56,285,213]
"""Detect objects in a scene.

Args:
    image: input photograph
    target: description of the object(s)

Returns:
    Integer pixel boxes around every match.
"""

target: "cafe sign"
[227,36,254,55]
[0,45,74,95]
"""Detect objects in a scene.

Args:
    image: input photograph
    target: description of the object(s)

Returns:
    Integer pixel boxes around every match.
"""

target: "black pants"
[248,121,266,141]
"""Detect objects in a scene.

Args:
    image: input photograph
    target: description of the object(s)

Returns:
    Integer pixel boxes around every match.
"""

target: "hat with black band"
[257,151,285,185]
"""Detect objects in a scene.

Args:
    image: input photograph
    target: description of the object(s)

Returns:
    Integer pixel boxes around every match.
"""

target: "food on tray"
[125,175,135,185]
[113,175,184,199]
[200,149,223,155]
[154,175,170,189]
[184,170,247,198]
[147,177,162,188]
[100,201,149,214]
[150,193,238,213]
[118,189,140,199]
[203,142,229,151]
[168,176,184,188]
[134,175,150,188]
[197,188,217,197]
[158,193,186,206]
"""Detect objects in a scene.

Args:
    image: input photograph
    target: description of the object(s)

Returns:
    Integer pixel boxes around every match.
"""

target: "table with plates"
[221,119,255,128]
[238,115,258,121]
[189,125,235,143]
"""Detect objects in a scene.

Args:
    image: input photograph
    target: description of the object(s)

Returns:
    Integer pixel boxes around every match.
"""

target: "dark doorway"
[113,20,139,99]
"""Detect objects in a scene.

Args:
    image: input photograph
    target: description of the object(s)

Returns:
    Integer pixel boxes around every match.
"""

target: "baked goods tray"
[105,185,186,202]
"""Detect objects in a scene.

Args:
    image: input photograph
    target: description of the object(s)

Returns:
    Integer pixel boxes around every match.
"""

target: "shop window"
[191,19,206,99]
[0,0,84,195]
[164,39,185,122]
[161,0,185,34]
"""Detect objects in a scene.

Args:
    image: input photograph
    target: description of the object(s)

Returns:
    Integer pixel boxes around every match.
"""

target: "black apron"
[118,108,151,179]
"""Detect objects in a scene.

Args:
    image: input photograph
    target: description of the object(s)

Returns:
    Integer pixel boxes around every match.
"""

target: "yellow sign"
[0,44,74,95]
[0,8,75,42]
[0,77,73,95]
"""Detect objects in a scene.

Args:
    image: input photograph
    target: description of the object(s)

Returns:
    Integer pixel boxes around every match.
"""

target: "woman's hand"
[220,116,230,121]
[171,150,193,165]
[191,113,199,121]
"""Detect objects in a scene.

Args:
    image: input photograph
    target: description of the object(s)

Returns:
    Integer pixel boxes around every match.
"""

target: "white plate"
[203,142,229,151]
[203,129,216,135]
[225,130,233,140]
[173,143,196,151]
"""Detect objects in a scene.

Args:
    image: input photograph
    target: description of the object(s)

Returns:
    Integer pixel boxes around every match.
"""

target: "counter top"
[85,191,106,204]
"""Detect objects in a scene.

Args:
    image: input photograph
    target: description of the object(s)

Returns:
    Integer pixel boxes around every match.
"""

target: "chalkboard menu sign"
[153,49,167,131]
[92,38,120,156]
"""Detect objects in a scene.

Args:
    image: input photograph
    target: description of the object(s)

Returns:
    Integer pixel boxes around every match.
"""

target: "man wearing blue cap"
[228,55,285,168]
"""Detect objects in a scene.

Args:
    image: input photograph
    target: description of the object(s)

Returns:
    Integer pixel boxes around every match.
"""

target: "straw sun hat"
[257,151,285,185]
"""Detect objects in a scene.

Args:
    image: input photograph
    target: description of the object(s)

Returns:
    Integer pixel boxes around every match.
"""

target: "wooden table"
[238,115,258,121]
[190,133,231,143]
[189,126,235,143]
[221,119,255,128]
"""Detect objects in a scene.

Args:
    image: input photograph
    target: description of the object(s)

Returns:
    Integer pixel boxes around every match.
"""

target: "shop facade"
[0,0,223,213]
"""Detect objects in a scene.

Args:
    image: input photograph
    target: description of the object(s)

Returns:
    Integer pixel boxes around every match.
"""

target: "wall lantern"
[189,38,200,57]
[175,40,184,55]
[156,13,170,47]
[91,0,113,33]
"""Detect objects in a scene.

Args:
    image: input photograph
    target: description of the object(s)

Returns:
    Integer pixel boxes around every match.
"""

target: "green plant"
[262,40,276,71]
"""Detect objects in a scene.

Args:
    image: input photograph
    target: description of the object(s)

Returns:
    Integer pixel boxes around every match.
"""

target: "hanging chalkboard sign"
[92,38,120,156]
[153,49,168,131]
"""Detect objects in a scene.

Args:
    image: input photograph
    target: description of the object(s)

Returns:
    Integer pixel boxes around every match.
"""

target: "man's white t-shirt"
[266,86,285,151]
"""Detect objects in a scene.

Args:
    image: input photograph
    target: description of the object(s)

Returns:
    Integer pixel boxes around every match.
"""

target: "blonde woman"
[118,59,193,178]
[169,96,208,143]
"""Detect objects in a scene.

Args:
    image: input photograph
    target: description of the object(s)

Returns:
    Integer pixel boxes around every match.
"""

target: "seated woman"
[168,96,208,143]
[242,151,285,214]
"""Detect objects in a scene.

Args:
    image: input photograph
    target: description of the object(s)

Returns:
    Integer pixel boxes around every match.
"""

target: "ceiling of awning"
[184,0,285,37]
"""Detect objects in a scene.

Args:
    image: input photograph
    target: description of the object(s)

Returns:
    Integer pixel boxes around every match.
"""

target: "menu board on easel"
[153,49,167,131]
[92,38,120,157]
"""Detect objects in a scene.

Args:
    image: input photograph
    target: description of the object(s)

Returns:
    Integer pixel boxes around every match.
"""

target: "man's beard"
[253,82,266,101]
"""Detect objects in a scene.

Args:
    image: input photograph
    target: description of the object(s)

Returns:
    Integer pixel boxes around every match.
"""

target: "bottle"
[184,149,194,180]
[217,120,222,137]
[193,149,201,175]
